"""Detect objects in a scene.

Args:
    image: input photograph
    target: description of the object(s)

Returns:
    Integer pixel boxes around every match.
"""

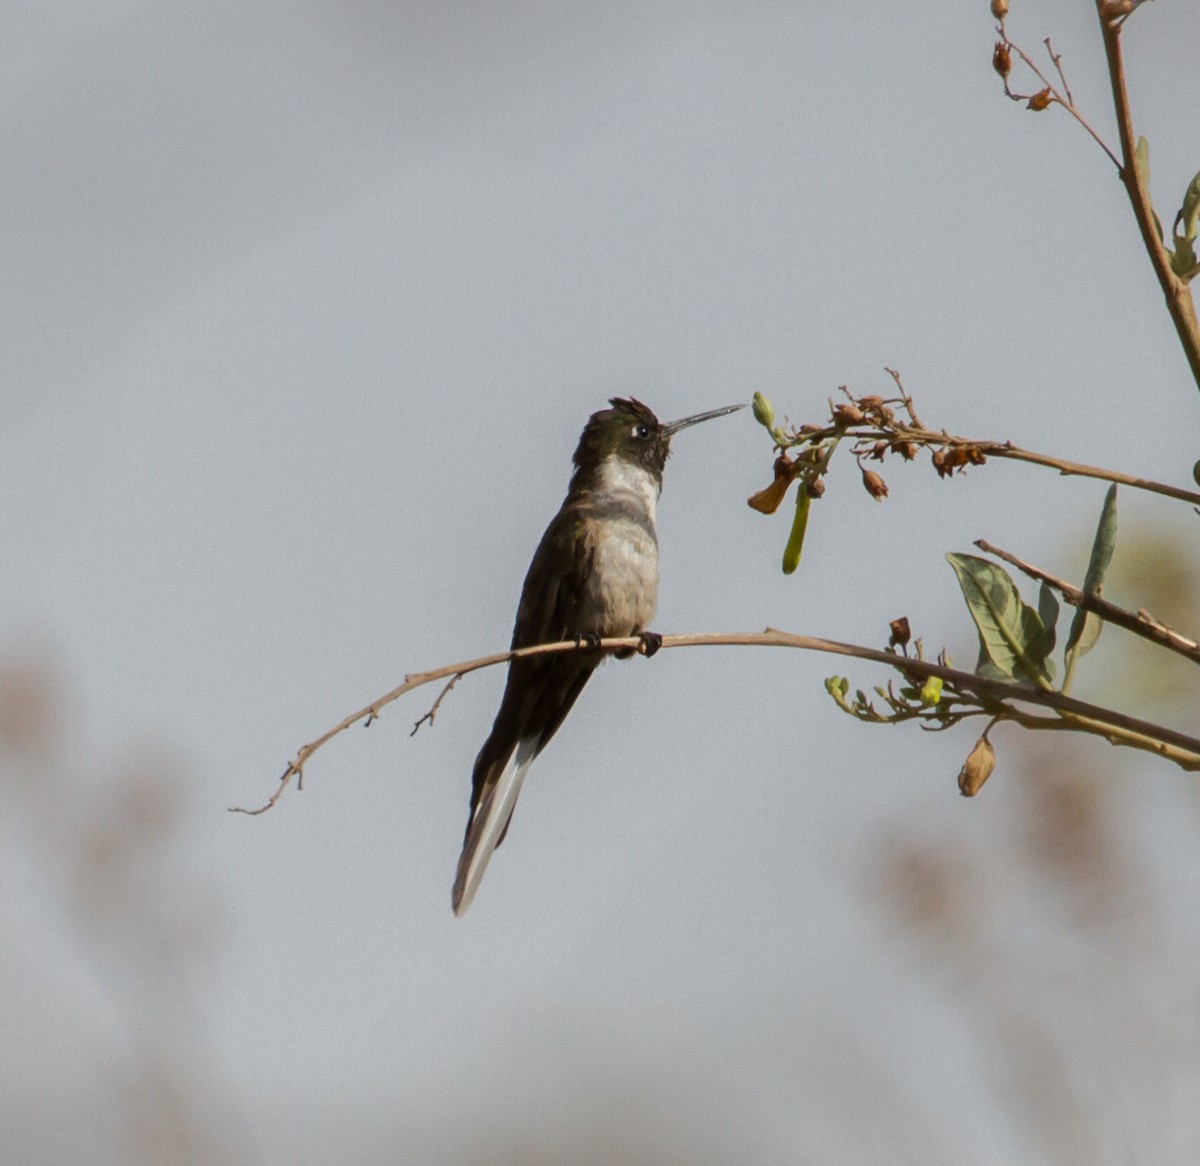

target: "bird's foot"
[572,630,602,651]
[637,631,663,658]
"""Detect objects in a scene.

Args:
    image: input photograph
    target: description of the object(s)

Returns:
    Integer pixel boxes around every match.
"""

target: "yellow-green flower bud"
[751,392,775,431]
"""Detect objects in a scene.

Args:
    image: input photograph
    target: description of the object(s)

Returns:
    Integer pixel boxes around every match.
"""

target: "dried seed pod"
[1027,87,1053,111]
[991,0,1008,21]
[889,617,911,649]
[993,42,1012,80]
[861,468,889,501]
[958,734,996,797]
[832,403,866,426]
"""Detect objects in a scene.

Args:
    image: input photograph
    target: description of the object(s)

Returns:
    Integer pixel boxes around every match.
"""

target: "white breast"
[585,456,661,637]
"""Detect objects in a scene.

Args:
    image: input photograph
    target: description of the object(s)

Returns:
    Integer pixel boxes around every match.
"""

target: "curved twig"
[231,629,1200,815]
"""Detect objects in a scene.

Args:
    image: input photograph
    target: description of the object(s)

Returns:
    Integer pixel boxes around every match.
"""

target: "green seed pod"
[782,483,812,574]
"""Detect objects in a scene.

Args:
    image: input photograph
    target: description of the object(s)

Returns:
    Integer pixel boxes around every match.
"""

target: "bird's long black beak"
[660,403,745,437]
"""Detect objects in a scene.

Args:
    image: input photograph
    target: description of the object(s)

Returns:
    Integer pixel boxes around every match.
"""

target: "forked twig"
[412,673,462,736]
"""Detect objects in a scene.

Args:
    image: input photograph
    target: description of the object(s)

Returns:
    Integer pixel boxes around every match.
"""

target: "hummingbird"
[452,397,744,915]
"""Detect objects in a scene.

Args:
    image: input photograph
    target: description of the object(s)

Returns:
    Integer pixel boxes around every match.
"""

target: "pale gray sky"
[3,2,1199,1162]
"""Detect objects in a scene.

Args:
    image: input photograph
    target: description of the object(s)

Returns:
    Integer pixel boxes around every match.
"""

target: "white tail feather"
[452,737,538,916]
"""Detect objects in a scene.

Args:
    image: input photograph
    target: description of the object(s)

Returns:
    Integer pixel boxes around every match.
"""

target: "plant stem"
[1096,4,1200,393]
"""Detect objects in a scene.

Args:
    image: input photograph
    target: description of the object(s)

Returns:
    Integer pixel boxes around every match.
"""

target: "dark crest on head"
[571,397,671,485]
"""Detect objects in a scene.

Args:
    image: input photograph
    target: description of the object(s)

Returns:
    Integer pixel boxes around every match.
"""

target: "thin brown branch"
[1095,4,1200,392]
[975,539,1200,665]
[800,414,1200,507]
[1000,27,1121,169]
[411,673,462,736]
[977,441,1200,505]
[1044,37,1073,106]
[885,368,924,428]
[230,629,1200,815]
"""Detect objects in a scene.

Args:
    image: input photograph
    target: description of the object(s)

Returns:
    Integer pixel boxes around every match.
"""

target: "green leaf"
[1135,136,1151,184]
[1170,237,1199,282]
[1036,582,1059,681]
[782,487,811,575]
[1064,485,1118,678]
[947,553,1053,684]
[1136,137,1164,243]
[1176,169,1200,243]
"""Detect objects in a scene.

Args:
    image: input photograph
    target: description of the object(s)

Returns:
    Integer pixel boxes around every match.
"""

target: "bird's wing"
[511,503,596,649]
[470,504,597,802]
[453,505,599,915]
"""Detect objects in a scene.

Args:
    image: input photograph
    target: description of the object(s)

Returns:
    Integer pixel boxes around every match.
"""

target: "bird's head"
[571,397,744,486]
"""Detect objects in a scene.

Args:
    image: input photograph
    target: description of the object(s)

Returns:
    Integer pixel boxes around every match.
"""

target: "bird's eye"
[632,424,650,440]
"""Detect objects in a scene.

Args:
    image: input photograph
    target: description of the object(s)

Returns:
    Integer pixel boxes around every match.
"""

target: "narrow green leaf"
[1064,485,1118,678]
[1178,169,1200,242]
[1135,136,1151,184]
[946,553,1052,684]
[1037,582,1059,655]
[782,487,811,575]
[1037,582,1059,682]
[1081,484,1118,593]
[1136,137,1164,243]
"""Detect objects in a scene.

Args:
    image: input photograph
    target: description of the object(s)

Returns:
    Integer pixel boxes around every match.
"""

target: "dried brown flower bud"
[958,734,996,797]
[868,441,888,461]
[1027,87,1053,111]
[965,445,988,466]
[832,403,865,426]
[889,616,911,649]
[857,395,884,412]
[992,42,1012,80]
[746,453,798,514]
[861,468,889,501]
[893,441,918,461]
[747,478,791,515]
[932,446,973,477]
[805,476,826,499]
[1100,0,1140,21]
[990,0,1009,20]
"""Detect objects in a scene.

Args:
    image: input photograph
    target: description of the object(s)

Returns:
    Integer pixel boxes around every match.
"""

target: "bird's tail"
[452,735,538,916]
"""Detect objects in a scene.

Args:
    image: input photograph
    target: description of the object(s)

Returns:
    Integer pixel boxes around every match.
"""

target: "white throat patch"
[595,455,661,517]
